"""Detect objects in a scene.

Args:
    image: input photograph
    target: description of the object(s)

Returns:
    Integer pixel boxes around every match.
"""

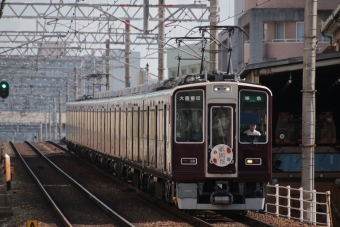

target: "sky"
[0,0,235,81]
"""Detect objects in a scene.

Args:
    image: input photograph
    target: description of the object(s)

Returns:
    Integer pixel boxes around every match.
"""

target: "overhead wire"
[2,0,273,84]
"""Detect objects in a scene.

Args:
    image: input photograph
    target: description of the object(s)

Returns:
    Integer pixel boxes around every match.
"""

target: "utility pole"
[158,0,165,81]
[39,121,42,142]
[302,0,317,223]
[49,105,51,141]
[209,0,219,72]
[54,98,57,140]
[144,0,149,34]
[66,81,70,102]
[59,90,62,140]
[45,112,47,141]
[125,21,131,88]
[106,39,110,91]
[74,67,79,100]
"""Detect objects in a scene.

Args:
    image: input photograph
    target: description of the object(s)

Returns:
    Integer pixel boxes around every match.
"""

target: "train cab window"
[175,90,204,143]
[210,107,232,148]
[239,90,268,144]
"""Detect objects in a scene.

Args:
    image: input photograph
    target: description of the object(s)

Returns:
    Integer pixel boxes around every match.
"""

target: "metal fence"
[266,184,331,227]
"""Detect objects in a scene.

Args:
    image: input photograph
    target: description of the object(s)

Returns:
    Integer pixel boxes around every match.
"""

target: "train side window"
[127,109,132,139]
[142,110,147,139]
[272,154,301,172]
[274,153,340,172]
[158,109,163,141]
[133,108,138,138]
[150,109,155,140]
[315,153,340,172]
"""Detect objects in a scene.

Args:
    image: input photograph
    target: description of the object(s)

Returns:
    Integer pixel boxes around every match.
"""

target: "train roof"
[66,72,272,110]
[72,71,269,98]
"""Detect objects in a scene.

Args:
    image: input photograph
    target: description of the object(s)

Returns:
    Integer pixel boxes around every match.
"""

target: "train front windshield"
[239,90,268,143]
[273,153,340,172]
[175,90,204,143]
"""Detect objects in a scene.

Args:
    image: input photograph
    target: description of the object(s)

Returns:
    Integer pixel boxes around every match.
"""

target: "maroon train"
[66,73,272,211]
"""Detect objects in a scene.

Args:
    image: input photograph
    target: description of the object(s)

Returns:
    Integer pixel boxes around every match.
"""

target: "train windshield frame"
[239,89,269,144]
[175,89,204,143]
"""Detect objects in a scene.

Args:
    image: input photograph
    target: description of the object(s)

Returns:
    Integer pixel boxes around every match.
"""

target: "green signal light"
[1,84,7,89]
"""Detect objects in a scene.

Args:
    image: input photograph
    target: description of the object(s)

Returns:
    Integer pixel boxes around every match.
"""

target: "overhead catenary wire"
[0,1,273,83]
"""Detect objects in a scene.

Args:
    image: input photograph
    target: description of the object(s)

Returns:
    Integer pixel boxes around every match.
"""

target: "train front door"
[208,106,236,173]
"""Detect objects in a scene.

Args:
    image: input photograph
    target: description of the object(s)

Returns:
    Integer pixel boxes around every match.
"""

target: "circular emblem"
[209,144,234,167]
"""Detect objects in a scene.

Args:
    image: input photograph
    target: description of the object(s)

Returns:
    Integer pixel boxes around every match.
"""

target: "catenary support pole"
[209,0,219,72]
[302,0,317,223]
[158,0,165,81]
[125,21,131,88]
[106,39,110,91]
[59,90,62,140]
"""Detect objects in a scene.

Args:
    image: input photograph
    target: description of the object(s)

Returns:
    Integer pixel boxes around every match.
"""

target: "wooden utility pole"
[302,0,317,223]
[209,0,219,72]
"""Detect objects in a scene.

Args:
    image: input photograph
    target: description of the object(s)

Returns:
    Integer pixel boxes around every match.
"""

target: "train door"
[132,107,139,163]
[127,107,133,160]
[156,104,165,171]
[208,105,235,174]
[149,105,156,168]
[141,106,148,167]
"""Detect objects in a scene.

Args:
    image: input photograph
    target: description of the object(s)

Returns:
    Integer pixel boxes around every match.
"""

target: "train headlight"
[279,134,285,139]
[271,178,278,185]
[335,179,340,185]
[245,158,261,165]
[213,85,231,93]
[288,173,294,178]
[181,158,197,165]
[319,173,324,178]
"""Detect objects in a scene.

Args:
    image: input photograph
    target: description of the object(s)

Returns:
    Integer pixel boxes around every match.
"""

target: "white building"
[167,43,210,79]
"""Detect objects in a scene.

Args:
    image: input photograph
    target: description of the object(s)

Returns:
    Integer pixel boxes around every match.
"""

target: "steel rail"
[25,141,135,227]
[9,141,72,227]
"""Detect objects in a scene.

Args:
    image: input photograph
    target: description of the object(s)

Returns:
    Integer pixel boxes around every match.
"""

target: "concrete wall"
[0,122,65,142]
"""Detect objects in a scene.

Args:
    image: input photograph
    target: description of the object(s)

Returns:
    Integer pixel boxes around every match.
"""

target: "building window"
[296,22,304,42]
[172,71,177,78]
[181,69,186,76]
[275,22,285,42]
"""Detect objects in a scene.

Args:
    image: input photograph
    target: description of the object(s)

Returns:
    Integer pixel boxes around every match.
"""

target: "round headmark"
[210,144,234,167]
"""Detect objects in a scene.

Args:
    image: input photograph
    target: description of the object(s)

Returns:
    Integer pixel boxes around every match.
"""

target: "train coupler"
[210,181,233,205]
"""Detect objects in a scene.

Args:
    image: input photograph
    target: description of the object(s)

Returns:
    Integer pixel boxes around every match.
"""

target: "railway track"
[10,141,134,227]
[47,141,276,227]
